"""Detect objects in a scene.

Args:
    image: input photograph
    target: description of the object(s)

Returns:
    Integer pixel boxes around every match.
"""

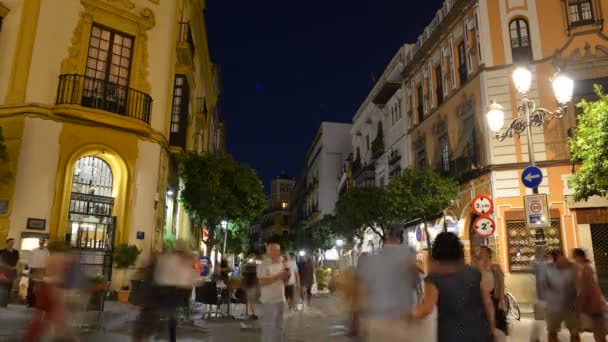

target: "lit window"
[569,1,594,26]
[281,201,288,209]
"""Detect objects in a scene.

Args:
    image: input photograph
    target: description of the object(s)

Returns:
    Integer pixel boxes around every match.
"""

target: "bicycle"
[503,292,521,321]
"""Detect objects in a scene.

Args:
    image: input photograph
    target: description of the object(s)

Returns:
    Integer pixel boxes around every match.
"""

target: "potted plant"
[91,274,106,292]
[113,244,141,304]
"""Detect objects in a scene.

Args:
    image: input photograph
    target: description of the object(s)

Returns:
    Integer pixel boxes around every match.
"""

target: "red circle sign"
[473,216,496,238]
[530,202,542,214]
[471,195,494,216]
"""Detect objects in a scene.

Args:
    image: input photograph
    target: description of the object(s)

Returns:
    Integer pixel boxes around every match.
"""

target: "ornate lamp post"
[486,66,574,246]
[486,66,574,194]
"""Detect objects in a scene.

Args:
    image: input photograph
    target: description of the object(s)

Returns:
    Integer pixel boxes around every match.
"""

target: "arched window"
[509,18,532,63]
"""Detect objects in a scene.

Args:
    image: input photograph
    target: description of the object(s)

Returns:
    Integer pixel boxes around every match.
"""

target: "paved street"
[0,297,603,341]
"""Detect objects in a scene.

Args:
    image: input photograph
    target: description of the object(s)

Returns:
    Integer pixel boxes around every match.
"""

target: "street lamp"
[299,250,306,257]
[221,220,228,256]
[486,67,573,183]
[336,239,344,248]
[486,66,573,243]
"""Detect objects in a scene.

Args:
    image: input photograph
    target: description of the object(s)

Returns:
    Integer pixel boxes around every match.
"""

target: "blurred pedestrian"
[357,226,420,342]
[545,250,580,342]
[243,254,260,320]
[133,253,161,342]
[258,242,289,342]
[573,248,607,342]
[0,237,19,307]
[27,238,49,307]
[529,246,551,342]
[24,241,75,342]
[298,256,314,306]
[477,246,508,336]
[410,232,495,342]
[284,253,299,312]
[155,240,197,342]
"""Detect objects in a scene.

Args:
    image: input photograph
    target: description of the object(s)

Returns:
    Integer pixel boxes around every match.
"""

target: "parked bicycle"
[503,292,520,321]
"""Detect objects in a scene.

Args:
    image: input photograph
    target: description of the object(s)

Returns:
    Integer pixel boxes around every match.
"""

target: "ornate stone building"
[0,0,223,280]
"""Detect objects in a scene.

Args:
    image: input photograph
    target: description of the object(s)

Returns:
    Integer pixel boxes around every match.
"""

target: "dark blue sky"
[205,0,444,189]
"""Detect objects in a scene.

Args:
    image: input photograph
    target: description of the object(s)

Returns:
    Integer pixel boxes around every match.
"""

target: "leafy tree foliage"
[569,86,608,201]
[335,169,458,244]
[294,215,338,254]
[388,168,459,222]
[335,186,396,241]
[179,153,266,256]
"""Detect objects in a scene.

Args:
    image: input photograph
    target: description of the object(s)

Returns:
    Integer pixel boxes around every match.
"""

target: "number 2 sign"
[473,216,496,238]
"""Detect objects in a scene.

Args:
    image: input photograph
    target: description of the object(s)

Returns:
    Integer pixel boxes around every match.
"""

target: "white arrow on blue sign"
[521,166,543,189]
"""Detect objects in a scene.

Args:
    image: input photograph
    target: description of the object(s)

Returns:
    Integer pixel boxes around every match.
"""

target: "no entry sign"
[473,216,496,238]
[471,195,494,216]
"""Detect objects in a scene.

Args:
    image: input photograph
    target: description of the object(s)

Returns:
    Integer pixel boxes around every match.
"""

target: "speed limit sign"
[471,195,494,216]
[473,216,496,238]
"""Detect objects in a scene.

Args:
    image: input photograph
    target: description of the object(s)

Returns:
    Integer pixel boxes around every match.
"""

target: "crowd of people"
[0,231,607,342]
[347,230,608,342]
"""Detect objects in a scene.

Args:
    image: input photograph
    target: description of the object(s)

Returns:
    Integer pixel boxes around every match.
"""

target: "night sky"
[205,0,445,190]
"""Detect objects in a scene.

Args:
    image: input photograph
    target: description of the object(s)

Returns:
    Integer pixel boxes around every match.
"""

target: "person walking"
[298,256,314,307]
[409,232,496,342]
[477,246,508,337]
[284,253,299,312]
[242,254,260,320]
[154,240,197,342]
[545,250,581,342]
[356,227,420,342]
[573,248,607,342]
[258,242,289,342]
[529,246,551,342]
[27,238,49,307]
[0,238,19,307]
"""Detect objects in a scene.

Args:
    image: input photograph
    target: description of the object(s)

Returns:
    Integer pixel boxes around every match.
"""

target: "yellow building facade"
[385,0,608,302]
[0,0,223,277]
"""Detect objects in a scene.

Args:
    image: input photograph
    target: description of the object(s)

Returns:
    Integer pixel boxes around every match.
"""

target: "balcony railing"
[56,74,152,125]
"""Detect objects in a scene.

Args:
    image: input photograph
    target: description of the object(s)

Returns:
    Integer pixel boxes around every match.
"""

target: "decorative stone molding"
[60,0,156,93]
[105,0,135,10]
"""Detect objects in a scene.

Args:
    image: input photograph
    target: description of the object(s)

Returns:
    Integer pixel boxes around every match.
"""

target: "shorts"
[285,285,295,300]
[246,287,259,304]
[546,310,580,333]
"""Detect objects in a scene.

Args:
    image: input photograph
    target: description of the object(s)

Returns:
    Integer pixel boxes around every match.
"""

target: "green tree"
[335,186,395,241]
[179,153,266,256]
[294,215,338,255]
[569,86,608,201]
[388,168,459,247]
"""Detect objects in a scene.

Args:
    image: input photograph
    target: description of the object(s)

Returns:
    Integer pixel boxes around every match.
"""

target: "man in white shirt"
[258,242,289,342]
[27,239,49,307]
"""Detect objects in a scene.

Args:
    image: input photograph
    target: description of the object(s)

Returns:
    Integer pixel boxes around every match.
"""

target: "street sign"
[199,256,210,277]
[524,194,551,228]
[473,216,496,238]
[415,226,423,242]
[521,166,543,189]
[471,195,494,216]
[136,231,145,240]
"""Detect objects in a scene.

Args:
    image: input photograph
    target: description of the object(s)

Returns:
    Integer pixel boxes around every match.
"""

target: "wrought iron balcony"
[56,74,152,124]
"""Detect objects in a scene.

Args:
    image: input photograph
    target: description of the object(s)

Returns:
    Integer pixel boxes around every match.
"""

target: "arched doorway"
[67,156,117,278]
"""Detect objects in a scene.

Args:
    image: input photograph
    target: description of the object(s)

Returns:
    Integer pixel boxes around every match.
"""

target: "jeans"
[262,302,284,342]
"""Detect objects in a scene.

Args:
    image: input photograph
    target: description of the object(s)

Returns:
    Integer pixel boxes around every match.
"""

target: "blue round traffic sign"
[521,166,543,189]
